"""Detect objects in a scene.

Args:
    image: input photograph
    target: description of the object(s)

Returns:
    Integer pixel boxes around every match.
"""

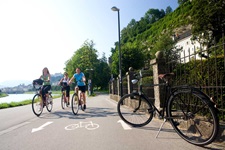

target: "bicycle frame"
[75,87,84,102]
[33,83,52,103]
[136,80,168,118]
[133,70,185,119]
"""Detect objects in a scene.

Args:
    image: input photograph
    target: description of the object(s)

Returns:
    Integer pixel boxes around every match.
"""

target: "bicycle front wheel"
[117,93,154,127]
[61,94,66,109]
[71,93,79,115]
[46,94,53,112]
[167,89,219,146]
[32,94,43,117]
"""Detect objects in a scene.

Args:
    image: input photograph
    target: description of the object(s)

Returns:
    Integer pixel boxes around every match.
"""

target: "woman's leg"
[66,86,70,105]
[43,85,51,99]
[41,86,46,100]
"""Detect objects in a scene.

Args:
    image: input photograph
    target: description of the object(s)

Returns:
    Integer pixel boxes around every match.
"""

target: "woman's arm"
[82,76,86,82]
[58,78,63,85]
[69,76,74,84]
[46,74,51,82]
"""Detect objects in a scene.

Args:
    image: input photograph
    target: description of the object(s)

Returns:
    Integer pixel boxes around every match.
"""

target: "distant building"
[174,28,205,62]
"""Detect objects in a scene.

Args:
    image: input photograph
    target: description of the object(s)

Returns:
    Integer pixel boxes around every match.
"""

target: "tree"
[110,42,145,76]
[153,34,180,62]
[65,40,110,90]
[94,53,111,90]
[178,0,189,5]
[190,0,225,47]
[165,6,173,15]
[144,8,165,24]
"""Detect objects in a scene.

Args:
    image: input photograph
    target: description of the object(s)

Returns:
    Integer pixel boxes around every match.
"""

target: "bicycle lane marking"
[117,120,132,130]
[31,121,53,133]
[65,121,99,131]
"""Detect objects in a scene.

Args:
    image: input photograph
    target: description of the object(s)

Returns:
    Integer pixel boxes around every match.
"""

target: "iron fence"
[166,43,225,121]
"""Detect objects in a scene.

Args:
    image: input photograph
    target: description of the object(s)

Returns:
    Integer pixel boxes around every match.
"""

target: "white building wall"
[175,35,202,62]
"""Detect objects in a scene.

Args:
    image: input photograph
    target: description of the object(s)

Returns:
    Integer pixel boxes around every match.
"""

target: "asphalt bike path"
[0,94,223,150]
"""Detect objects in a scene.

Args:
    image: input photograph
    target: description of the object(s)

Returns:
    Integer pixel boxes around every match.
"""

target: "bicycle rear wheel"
[46,94,53,112]
[117,93,154,127]
[32,94,43,117]
[71,93,79,115]
[167,89,219,146]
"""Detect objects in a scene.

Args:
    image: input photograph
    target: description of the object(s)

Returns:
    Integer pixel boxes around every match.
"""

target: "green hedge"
[173,56,225,120]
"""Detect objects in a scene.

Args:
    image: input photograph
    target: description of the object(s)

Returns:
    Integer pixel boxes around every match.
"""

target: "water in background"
[0,94,33,103]
[0,93,59,104]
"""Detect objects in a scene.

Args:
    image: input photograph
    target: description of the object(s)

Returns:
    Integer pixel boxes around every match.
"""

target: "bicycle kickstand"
[155,118,167,138]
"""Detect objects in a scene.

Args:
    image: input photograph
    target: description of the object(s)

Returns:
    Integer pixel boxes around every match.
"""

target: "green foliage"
[0,93,61,109]
[110,0,224,77]
[0,100,32,109]
[0,103,9,109]
[142,76,153,85]
[65,40,111,90]
[110,3,194,75]
[0,93,8,98]
[174,56,225,86]
[178,0,189,5]
[144,8,165,24]
[165,6,173,15]
[190,0,225,47]
[173,56,225,116]
[110,43,145,76]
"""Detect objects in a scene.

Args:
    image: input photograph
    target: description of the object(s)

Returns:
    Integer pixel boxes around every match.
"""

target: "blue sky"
[0,0,178,85]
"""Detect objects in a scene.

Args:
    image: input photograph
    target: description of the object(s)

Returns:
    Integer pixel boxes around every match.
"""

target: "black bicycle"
[71,86,85,115]
[117,69,219,146]
[32,79,53,117]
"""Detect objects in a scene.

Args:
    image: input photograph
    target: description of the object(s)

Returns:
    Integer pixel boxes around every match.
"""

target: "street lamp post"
[111,6,123,97]
[86,68,94,95]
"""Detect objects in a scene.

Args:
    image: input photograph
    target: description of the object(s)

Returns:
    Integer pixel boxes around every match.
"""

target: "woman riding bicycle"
[40,67,51,104]
[69,68,86,110]
[58,72,70,105]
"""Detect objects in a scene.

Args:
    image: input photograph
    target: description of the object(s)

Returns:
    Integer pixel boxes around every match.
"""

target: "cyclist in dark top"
[58,72,70,105]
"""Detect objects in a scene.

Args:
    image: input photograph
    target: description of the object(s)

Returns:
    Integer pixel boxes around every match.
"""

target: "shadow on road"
[39,107,118,120]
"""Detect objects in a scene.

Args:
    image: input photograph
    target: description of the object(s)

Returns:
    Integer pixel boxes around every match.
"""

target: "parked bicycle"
[32,79,53,117]
[71,86,85,115]
[117,69,219,146]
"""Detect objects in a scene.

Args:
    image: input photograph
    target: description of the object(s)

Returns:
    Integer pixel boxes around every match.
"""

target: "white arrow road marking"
[117,120,132,130]
[32,121,53,133]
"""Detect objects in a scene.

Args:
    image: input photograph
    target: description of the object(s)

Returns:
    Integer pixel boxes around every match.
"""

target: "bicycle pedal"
[148,108,154,113]
[174,121,180,126]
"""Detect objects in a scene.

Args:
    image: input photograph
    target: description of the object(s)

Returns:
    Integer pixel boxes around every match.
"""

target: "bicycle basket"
[33,79,43,90]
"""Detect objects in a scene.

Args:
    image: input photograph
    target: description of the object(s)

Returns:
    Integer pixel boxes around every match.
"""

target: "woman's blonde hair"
[42,67,50,75]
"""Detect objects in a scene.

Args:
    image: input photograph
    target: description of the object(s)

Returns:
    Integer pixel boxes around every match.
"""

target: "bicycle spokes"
[168,91,218,145]
[117,93,154,127]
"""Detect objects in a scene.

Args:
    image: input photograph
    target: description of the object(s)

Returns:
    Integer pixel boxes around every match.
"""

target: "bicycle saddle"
[158,73,174,80]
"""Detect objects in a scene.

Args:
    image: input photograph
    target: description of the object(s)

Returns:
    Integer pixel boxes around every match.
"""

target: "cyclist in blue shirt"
[69,68,87,109]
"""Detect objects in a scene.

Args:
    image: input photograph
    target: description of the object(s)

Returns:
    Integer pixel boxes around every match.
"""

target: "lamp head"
[111,6,119,11]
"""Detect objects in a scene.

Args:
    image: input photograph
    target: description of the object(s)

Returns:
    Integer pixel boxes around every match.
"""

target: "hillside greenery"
[63,0,225,91]
[110,0,225,76]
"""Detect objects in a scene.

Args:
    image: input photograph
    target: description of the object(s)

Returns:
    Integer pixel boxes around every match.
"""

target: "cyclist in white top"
[58,72,70,105]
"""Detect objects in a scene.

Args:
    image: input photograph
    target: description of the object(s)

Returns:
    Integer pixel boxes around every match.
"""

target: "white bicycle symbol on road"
[65,121,99,130]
